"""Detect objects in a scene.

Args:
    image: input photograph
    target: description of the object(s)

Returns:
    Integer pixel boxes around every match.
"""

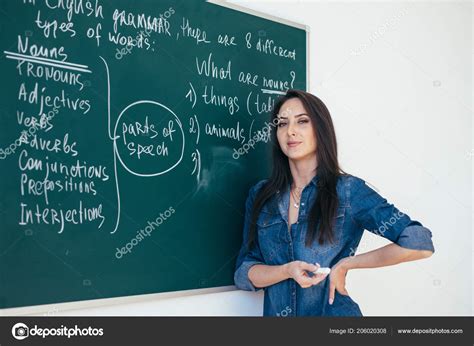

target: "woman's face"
[276,98,317,162]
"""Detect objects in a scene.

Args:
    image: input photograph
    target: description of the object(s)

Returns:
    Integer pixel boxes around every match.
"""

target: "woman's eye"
[277,119,308,127]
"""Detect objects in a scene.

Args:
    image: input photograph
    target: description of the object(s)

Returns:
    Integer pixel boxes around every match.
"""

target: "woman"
[234,89,435,316]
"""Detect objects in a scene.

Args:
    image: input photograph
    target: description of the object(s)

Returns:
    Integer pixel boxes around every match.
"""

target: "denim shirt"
[234,174,435,316]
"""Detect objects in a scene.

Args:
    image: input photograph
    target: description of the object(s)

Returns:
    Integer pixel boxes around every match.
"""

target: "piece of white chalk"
[313,267,331,275]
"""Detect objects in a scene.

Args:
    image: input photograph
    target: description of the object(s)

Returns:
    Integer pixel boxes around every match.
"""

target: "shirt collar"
[309,174,319,187]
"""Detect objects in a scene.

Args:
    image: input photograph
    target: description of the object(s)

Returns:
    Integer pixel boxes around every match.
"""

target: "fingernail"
[329,298,333,305]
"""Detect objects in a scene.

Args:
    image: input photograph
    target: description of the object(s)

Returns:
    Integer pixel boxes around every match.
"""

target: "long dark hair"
[248,89,347,249]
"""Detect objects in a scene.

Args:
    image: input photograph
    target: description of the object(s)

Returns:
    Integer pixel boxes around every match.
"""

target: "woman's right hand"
[285,261,329,288]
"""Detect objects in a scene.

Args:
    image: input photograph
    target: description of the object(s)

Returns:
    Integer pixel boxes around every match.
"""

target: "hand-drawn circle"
[113,100,185,177]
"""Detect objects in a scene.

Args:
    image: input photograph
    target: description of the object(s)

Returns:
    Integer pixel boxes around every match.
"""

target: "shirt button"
[301,203,304,206]
[292,292,296,296]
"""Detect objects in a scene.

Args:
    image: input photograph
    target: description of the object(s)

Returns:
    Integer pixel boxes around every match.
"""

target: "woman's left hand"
[328,258,350,305]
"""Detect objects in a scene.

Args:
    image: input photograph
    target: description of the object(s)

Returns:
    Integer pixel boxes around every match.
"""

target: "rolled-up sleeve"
[234,181,267,291]
[349,177,435,253]
[396,224,434,252]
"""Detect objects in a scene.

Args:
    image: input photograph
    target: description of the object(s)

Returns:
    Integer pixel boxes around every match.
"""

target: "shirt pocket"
[309,206,345,255]
[257,210,286,263]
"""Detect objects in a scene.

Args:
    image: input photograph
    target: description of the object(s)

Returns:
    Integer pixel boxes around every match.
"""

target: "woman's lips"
[287,141,301,148]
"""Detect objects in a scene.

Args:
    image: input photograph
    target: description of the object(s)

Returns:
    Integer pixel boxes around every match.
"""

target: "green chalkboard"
[0,0,307,309]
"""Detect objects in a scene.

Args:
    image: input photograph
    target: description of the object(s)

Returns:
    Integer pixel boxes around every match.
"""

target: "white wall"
[226,0,472,316]
[5,0,472,317]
